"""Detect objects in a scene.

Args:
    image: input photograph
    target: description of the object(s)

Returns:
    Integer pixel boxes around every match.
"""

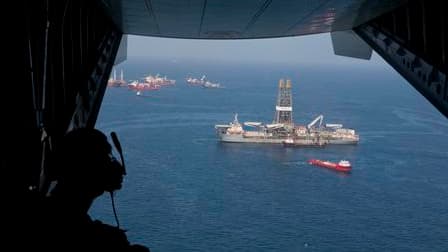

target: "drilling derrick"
[273,79,293,126]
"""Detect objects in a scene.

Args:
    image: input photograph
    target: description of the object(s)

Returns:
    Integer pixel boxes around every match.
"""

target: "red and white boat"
[308,159,351,172]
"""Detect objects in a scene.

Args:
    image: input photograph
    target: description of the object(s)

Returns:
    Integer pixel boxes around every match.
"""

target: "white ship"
[187,75,221,88]
[215,79,359,145]
[215,114,358,145]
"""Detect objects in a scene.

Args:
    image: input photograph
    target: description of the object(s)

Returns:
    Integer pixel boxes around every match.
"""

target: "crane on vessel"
[307,115,324,131]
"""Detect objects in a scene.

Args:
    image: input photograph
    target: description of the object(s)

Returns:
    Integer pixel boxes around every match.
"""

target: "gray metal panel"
[101,0,408,39]
[115,35,128,65]
[245,0,328,37]
[198,0,266,38]
[331,30,372,60]
[119,0,160,35]
[151,0,205,37]
[356,25,448,118]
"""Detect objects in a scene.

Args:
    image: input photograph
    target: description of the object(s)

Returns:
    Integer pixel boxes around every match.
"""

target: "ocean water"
[92,58,448,251]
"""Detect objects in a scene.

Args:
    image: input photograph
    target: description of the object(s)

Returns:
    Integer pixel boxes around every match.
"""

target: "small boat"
[308,159,351,172]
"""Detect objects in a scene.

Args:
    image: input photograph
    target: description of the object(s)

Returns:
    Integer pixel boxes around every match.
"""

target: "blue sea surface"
[92,58,448,251]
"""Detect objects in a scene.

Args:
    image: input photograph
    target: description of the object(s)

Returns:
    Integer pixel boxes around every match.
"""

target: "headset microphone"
[109,131,126,228]
[111,131,126,175]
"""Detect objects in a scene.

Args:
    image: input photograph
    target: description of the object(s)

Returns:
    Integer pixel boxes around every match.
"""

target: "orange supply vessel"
[308,159,351,172]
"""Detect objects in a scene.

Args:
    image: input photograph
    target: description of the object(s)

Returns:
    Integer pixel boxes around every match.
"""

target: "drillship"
[215,79,359,146]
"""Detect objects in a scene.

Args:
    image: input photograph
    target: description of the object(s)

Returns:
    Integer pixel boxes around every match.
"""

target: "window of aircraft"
[90,35,448,251]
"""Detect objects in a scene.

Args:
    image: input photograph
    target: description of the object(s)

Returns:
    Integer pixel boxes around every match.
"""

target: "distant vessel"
[108,69,127,87]
[203,81,221,88]
[187,75,221,88]
[144,74,175,85]
[128,80,160,91]
[308,159,352,172]
[215,79,359,145]
[186,75,206,85]
[128,73,174,92]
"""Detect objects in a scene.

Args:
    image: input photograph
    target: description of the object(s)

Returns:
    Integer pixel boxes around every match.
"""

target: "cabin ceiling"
[101,0,408,39]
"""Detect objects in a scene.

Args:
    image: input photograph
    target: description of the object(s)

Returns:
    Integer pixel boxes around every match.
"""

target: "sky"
[125,33,386,67]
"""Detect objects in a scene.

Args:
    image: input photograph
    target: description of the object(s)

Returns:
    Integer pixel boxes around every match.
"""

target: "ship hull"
[283,141,326,147]
[219,134,285,143]
[218,133,358,145]
[326,139,359,145]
